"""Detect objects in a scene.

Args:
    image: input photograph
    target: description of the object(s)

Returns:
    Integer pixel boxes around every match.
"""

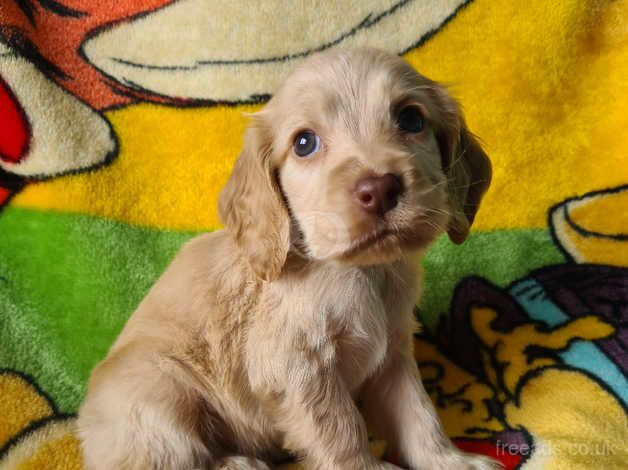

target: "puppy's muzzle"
[354,173,403,216]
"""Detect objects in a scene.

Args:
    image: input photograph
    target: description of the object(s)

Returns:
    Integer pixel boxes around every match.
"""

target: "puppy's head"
[219,48,491,281]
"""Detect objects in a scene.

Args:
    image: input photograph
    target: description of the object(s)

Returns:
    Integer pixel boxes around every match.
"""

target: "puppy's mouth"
[339,211,445,263]
[341,227,396,258]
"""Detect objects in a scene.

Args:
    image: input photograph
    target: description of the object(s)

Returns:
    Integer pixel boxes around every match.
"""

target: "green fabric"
[0,207,193,412]
[421,229,565,330]
[0,206,563,411]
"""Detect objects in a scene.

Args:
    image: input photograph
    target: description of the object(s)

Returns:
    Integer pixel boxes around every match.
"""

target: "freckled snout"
[354,173,403,216]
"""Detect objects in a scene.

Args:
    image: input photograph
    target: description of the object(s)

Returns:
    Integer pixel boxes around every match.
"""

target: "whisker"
[446,147,469,174]
[424,207,454,218]
[415,179,450,196]
[418,215,448,234]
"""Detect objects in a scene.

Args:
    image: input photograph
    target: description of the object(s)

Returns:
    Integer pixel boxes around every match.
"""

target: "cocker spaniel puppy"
[78,48,495,470]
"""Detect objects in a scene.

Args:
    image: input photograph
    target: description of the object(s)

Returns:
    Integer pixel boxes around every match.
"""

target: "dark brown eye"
[396,106,424,133]
[293,131,320,157]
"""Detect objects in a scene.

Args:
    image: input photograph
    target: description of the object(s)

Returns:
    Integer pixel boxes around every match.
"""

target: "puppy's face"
[274,53,453,264]
[219,49,491,280]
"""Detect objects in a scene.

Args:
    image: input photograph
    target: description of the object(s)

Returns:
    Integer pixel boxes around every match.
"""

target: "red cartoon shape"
[454,438,524,469]
[0,186,12,206]
[0,76,29,163]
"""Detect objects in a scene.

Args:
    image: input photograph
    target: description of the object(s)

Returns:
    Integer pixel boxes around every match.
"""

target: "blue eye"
[397,106,424,133]
[294,131,320,157]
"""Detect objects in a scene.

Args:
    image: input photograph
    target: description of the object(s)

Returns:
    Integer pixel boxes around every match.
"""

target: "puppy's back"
[110,230,252,350]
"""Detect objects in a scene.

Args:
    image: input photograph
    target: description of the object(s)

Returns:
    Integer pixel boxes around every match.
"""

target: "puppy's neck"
[281,249,423,281]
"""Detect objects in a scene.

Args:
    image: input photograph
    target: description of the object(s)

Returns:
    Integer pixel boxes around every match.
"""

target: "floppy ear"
[430,88,492,244]
[218,117,290,281]
[444,126,492,244]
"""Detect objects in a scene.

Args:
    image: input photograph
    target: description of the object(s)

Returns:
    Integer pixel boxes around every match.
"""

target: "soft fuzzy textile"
[1,1,627,468]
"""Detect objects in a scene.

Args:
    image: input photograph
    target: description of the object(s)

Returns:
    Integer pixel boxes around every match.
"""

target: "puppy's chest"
[333,310,387,395]
[317,267,401,393]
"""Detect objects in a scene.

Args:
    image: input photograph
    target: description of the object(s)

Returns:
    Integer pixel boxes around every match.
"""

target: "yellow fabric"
[13,104,253,231]
[14,434,81,470]
[568,190,628,237]
[550,186,628,265]
[504,370,628,470]
[0,420,81,470]
[470,307,615,395]
[414,338,504,439]
[0,373,54,449]
[0,372,80,470]
[406,0,628,231]
[13,0,628,231]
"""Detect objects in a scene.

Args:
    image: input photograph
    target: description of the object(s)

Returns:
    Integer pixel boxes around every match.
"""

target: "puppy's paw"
[448,452,503,470]
[214,456,272,469]
[415,451,502,470]
[377,461,404,470]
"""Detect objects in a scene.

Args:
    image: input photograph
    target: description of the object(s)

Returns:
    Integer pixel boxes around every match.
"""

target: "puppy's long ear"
[218,116,290,281]
[430,87,492,244]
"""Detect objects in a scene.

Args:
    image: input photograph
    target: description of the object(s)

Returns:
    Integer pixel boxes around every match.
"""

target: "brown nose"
[354,173,403,216]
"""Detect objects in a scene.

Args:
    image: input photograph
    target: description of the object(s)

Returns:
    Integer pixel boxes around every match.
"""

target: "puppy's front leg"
[251,341,399,470]
[362,334,501,470]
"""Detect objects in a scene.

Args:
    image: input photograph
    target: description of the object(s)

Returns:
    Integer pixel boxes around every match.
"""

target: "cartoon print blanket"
[1,1,627,468]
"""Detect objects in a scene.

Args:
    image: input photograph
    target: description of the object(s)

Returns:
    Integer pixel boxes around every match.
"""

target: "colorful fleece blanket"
[1,1,627,469]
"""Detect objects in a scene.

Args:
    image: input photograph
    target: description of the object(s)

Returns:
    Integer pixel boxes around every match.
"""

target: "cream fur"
[78,49,496,470]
